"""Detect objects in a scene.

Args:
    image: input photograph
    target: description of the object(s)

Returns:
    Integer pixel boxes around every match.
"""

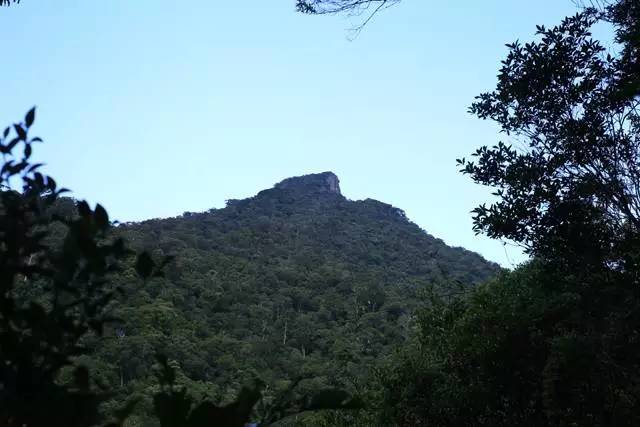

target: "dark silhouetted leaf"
[94,203,109,230]
[25,107,35,128]
[13,123,26,141]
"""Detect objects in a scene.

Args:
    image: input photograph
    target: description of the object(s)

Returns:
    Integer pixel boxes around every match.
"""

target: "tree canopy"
[88,172,497,425]
[4,0,640,425]
[0,117,380,426]
[357,1,640,425]
[460,1,639,269]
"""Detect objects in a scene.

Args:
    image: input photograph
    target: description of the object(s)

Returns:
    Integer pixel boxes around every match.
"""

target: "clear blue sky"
[1,0,580,266]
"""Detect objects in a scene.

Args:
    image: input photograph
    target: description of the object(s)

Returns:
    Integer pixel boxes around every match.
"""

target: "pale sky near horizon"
[2,1,582,267]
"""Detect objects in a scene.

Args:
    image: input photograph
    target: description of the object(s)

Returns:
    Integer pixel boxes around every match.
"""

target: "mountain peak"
[274,171,341,195]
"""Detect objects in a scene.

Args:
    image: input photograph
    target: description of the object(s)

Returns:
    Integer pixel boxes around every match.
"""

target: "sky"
[1,0,583,267]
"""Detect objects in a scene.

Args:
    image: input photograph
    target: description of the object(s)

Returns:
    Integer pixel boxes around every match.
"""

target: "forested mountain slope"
[91,172,499,422]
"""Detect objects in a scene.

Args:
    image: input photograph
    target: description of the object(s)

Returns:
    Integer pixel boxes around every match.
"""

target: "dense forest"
[1,0,640,426]
[88,171,499,425]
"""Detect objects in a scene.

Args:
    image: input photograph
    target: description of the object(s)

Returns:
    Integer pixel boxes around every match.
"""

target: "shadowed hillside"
[83,172,500,423]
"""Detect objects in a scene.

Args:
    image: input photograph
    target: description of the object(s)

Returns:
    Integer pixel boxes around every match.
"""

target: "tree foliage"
[1,0,400,33]
[295,0,400,16]
[0,108,149,426]
[9,1,637,425]
[295,0,400,32]
[0,115,374,426]
[92,172,497,425]
[295,0,391,13]
[364,1,640,425]
[459,2,640,269]
[368,261,640,425]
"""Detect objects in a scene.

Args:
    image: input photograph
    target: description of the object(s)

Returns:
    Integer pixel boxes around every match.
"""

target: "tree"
[0,109,367,426]
[364,1,640,425]
[296,0,400,32]
[2,0,401,13]
[459,1,640,271]
[1,0,404,35]
[0,108,158,426]
[295,0,400,16]
[371,261,640,426]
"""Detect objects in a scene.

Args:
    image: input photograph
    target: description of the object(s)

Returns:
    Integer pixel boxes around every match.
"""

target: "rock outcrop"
[274,171,341,195]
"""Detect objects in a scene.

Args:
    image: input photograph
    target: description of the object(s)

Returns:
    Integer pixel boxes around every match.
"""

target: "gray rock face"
[274,171,341,195]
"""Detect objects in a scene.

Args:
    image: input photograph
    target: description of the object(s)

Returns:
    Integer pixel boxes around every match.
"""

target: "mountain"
[89,172,500,423]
